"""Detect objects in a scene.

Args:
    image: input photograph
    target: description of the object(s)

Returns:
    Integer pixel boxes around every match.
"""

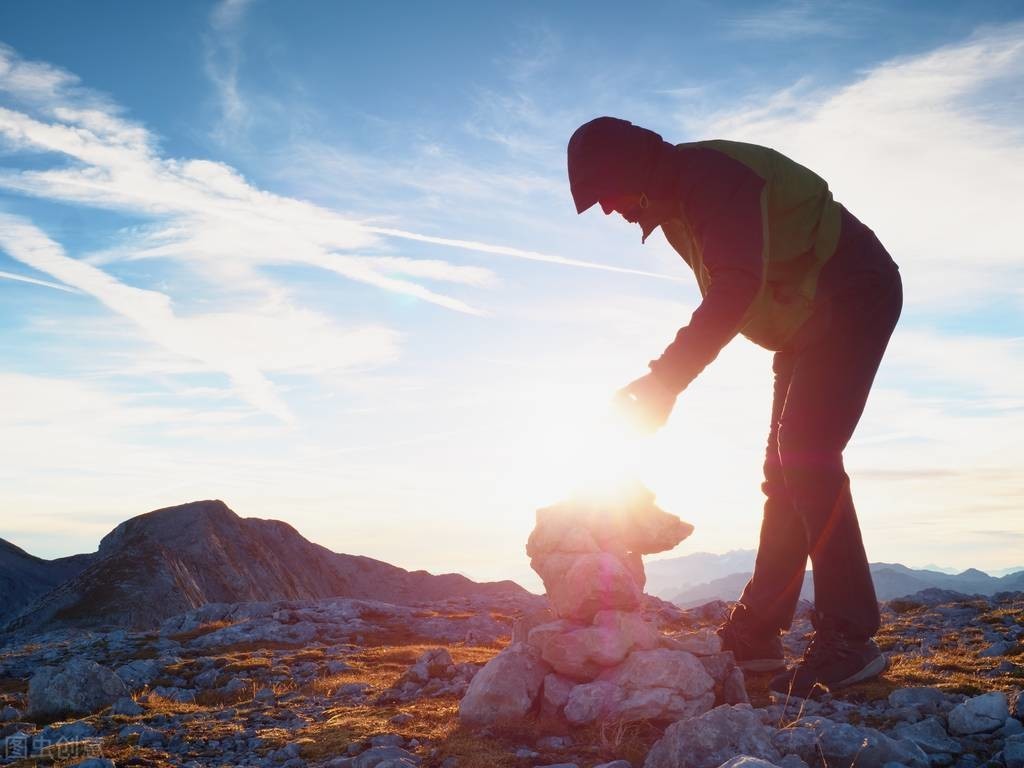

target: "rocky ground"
[1,589,1023,768]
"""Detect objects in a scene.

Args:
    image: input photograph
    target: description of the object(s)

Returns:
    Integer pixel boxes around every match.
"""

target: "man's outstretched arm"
[649,170,766,393]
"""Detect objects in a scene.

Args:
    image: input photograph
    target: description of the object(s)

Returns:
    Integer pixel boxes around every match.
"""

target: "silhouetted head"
[567,117,674,240]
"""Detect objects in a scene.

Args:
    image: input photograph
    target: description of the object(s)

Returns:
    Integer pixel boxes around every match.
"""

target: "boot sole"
[768,654,888,697]
[833,653,888,689]
[739,658,787,673]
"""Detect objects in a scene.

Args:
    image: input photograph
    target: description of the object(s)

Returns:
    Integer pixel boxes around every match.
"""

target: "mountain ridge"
[0,499,526,638]
[646,551,1024,606]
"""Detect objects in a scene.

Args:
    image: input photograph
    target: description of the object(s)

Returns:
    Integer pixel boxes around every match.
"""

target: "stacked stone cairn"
[460,482,750,728]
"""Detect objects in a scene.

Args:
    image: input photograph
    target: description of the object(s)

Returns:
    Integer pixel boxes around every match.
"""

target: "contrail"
[0,269,81,293]
[367,226,686,282]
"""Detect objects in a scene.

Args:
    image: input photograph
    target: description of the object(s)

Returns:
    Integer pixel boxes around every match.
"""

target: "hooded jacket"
[647,139,844,391]
[568,119,897,395]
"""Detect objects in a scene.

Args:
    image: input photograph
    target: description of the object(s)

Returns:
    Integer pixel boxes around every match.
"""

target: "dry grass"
[288,649,326,663]
[296,696,662,768]
[5,738,169,768]
[307,643,497,700]
[221,654,273,673]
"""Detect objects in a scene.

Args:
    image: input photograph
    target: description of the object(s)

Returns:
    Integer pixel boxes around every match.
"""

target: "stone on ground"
[771,715,928,768]
[643,704,782,768]
[27,658,128,720]
[947,691,1009,735]
[458,642,549,726]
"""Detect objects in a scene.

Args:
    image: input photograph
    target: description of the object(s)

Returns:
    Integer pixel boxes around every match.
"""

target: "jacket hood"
[567,116,669,214]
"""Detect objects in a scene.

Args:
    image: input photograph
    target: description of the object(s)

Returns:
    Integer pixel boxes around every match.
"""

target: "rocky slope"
[0,589,1021,768]
[0,539,92,624]
[1,500,527,638]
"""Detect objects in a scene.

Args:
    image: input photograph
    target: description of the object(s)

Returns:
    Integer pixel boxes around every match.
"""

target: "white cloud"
[0,43,78,102]
[0,268,80,293]
[0,214,400,421]
[725,1,867,40]
[690,23,1024,309]
[205,0,255,140]
[0,44,684,419]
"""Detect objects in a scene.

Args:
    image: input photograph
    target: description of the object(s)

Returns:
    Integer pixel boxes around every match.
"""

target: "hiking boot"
[769,618,887,698]
[716,604,786,672]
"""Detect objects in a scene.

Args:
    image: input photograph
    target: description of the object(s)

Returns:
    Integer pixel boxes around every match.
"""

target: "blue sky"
[1,1,1023,589]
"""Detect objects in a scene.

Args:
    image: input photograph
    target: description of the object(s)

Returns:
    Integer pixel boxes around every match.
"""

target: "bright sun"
[512,379,663,509]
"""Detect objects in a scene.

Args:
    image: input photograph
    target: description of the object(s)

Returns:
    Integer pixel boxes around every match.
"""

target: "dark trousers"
[739,215,902,640]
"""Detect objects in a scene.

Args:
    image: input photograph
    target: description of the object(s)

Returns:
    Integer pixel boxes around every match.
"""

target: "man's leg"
[738,350,810,633]
[778,271,903,640]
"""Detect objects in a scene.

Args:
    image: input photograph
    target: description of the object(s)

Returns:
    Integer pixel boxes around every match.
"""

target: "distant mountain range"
[7,510,1022,640]
[644,550,1024,606]
[0,500,526,638]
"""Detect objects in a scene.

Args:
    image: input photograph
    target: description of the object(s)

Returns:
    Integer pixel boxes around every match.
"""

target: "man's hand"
[614,372,677,434]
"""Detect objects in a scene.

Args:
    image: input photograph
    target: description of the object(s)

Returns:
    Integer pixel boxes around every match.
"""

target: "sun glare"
[513,380,658,509]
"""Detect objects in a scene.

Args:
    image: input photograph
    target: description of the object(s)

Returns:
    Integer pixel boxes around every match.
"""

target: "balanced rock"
[529,483,692,621]
[542,552,643,619]
[462,484,701,728]
[530,611,661,681]
[528,482,694,559]
[563,648,716,725]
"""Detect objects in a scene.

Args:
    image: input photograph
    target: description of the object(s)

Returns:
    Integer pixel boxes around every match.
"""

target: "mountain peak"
[3,499,528,637]
[957,567,989,578]
[97,499,239,554]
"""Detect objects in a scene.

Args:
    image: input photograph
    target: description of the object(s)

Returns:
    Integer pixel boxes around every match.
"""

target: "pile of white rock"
[460,483,747,727]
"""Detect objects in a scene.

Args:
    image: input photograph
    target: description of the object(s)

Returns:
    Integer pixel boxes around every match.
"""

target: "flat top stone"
[529,482,694,557]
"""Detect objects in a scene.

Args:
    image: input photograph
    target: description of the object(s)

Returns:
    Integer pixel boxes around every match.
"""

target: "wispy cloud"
[0,44,683,417]
[205,0,254,141]
[725,1,868,40]
[690,23,1024,308]
[0,213,400,421]
[367,227,686,281]
[0,268,80,293]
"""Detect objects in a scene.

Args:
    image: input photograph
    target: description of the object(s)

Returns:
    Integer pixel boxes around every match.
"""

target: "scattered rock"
[458,643,548,726]
[887,687,949,715]
[27,658,128,720]
[894,717,962,755]
[114,657,163,691]
[723,666,749,705]
[772,716,928,768]
[1005,733,1024,768]
[351,745,421,768]
[644,704,782,768]
[187,619,318,650]
[110,696,144,716]
[947,692,1009,735]
[716,760,784,768]
[979,641,1012,657]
